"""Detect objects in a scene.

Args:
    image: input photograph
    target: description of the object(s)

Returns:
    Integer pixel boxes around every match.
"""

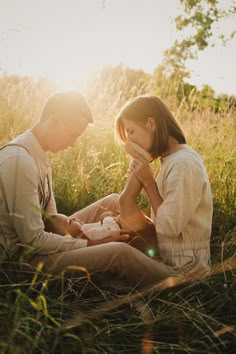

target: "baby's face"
[54,214,82,238]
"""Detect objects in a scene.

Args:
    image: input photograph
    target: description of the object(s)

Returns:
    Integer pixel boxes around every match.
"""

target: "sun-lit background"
[0,0,235,94]
[0,1,236,352]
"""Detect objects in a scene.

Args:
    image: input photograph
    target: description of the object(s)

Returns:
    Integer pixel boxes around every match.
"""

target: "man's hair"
[116,95,186,158]
[44,214,65,236]
[40,90,93,124]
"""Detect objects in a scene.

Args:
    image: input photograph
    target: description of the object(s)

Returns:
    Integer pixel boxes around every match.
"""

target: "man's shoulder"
[1,131,32,161]
[0,145,37,172]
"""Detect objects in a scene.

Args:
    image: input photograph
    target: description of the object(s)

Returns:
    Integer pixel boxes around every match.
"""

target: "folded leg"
[70,194,120,223]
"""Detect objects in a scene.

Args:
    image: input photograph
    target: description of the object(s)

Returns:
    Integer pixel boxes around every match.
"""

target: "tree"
[153,0,236,101]
[166,0,235,76]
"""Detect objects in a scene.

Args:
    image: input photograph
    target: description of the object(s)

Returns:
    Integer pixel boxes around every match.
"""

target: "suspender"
[0,143,51,211]
[0,143,32,155]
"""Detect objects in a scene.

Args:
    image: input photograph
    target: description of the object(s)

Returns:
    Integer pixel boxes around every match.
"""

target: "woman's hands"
[128,154,163,215]
[128,155,155,188]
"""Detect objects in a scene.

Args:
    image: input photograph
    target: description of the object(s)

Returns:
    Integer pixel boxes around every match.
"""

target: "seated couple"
[44,142,157,256]
[0,91,213,288]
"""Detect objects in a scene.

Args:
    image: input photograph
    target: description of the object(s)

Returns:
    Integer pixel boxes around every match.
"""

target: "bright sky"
[0,0,235,95]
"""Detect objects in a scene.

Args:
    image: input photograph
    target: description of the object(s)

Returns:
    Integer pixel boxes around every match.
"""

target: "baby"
[44,142,157,256]
[44,212,120,241]
[44,211,157,256]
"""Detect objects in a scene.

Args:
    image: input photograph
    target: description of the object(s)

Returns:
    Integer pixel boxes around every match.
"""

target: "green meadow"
[0,70,235,353]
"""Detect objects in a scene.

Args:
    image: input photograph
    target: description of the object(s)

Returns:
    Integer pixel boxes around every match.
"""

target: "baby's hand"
[99,211,117,224]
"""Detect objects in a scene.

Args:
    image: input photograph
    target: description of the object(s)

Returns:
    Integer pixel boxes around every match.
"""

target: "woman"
[116,95,213,279]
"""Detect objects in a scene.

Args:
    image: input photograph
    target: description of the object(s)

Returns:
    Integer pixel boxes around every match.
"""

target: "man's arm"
[87,234,129,246]
[1,155,88,255]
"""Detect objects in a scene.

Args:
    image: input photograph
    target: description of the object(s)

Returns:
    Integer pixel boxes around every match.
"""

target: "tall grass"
[0,71,235,353]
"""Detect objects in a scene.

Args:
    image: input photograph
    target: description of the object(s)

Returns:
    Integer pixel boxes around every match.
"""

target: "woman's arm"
[142,179,163,215]
[129,157,163,215]
[131,156,209,239]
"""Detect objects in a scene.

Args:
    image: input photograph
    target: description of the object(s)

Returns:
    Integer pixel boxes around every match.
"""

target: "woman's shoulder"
[162,145,202,164]
[161,145,207,176]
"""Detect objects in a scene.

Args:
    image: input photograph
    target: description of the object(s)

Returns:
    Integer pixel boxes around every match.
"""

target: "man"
[0,91,171,288]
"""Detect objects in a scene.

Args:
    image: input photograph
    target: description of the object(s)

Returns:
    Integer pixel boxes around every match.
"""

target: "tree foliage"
[166,0,236,74]
[152,0,236,105]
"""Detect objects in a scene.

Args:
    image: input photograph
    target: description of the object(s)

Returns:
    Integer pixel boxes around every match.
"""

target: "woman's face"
[122,118,155,152]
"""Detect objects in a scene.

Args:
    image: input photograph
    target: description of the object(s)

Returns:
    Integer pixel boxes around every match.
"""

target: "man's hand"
[87,233,130,247]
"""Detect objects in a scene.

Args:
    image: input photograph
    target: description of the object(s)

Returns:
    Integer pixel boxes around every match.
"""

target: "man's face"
[48,114,89,153]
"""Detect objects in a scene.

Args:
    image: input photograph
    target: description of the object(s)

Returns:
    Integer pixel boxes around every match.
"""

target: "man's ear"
[146,117,155,132]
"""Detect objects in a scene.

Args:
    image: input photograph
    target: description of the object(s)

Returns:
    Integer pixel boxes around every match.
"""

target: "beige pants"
[30,194,174,289]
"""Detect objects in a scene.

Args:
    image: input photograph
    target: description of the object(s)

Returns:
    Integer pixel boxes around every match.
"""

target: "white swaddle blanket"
[81,216,120,241]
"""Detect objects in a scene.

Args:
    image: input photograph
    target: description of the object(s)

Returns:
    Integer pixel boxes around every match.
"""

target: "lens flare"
[147,248,155,258]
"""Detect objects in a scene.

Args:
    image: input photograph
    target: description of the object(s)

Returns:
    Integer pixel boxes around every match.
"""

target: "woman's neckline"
[160,144,191,163]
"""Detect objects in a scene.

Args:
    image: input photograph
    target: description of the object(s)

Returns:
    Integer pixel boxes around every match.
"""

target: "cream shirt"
[151,145,213,277]
[0,130,87,258]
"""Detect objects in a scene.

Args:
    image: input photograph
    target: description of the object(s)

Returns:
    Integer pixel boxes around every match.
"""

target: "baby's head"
[44,214,81,238]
